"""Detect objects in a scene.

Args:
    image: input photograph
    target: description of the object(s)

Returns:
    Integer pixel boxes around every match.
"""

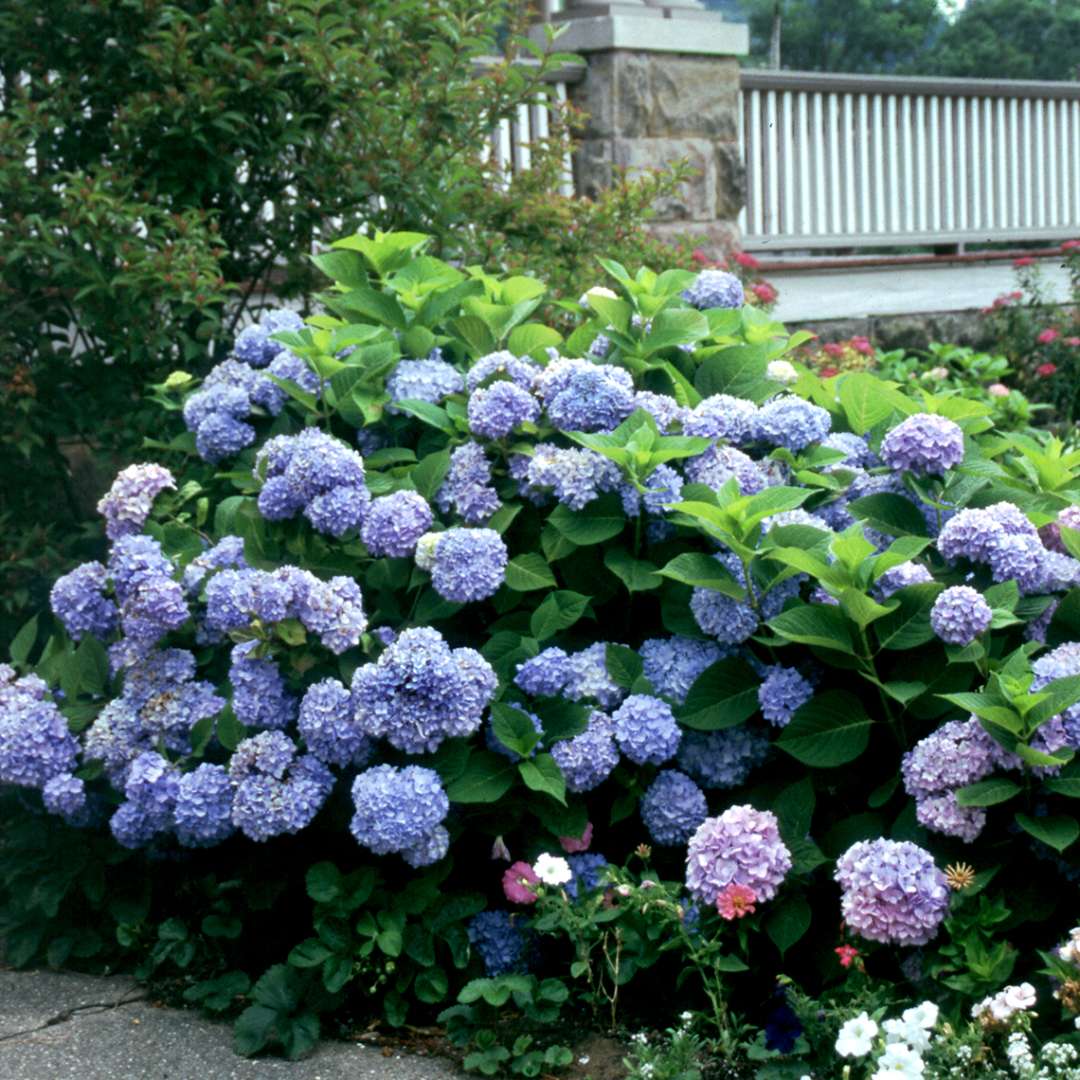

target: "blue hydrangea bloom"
[436,441,501,523]
[42,773,88,820]
[468,381,540,439]
[233,308,304,368]
[468,912,532,975]
[930,586,992,645]
[620,464,683,519]
[640,637,723,704]
[110,751,180,848]
[349,764,449,859]
[250,351,321,414]
[565,854,609,900]
[1032,642,1080,747]
[640,770,708,845]
[676,727,770,789]
[758,665,815,727]
[174,764,235,847]
[874,561,934,599]
[230,731,297,780]
[684,394,758,444]
[466,350,541,393]
[182,535,248,595]
[51,561,118,641]
[229,642,297,730]
[361,492,433,557]
[514,648,570,697]
[880,413,965,477]
[986,533,1048,594]
[682,269,744,310]
[402,826,451,868]
[752,396,831,451]
[522,444,621,510]
[561,643,625,709]
[292,572,368,655]
[388,355,465,410]
[191,403,256,464]
[352,627,496,753]
[550,712,619,793]
[108,535,174,606]
[119,574,189,643]
[97,464,176,541]
[684,445,768,495]
[633,391,688,433]
[612,694,681,766]
[429,528,508,603]
[305,485,369,538]
[299,678,374,768]
[822,432,877,468]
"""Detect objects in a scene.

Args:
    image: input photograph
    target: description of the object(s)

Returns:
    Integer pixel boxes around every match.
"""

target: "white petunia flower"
[532,852,572,886]
[836,1012,879,1058]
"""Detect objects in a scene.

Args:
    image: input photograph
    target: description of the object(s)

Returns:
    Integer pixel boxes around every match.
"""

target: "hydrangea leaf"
[678,658,760,731]
[776,691,871,767]
[505,555,557,592]
[954,778,1022,807]
[1015,812,1079,853]
[765,893,811,957]
[518,753,566,806]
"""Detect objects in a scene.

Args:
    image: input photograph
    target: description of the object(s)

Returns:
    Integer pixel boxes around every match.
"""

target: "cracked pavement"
[0,969,462,1079]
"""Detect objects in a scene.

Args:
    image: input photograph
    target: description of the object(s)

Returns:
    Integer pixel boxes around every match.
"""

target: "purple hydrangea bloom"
[761,508,831,534]
[522,445,621,510]
[110,751,181,848]
[298,678,373,768]
[182,536,248,595]
[986,533,1048,594]
[50,562,118,641]
[684,395,758,444]
[205,568,291,632]
[930,586,992,645]
[436,441,501,524]
[758,665,815,727]
[874,561,934,599]
[361,491,433,557]
[612,694,681,766]
[752,396,831,452]
[690,588,759,644]
[685,805,792,904]
[563,644,625,709]
[902,718,1015,799]
[468,381,541,439]
[544,365,636,434]
[620,464,684,519]
[880,413,964,476]
[293,572,368,655]
[233,308,304,368]
[107,535,174,606]
[1040,552,1080,593]
[230,730,296,780]
[834,838,950,946]
[193,409,256,464]
[429,528,507,603]
[640,637,724,705]
[685,445,768,495]
[822,432,877,468]
[514,648,570,698]
[1032,642,1080,747]
[388,357,465,409]
[682,269,744,310]
[174,763,235,847]
[676,727,770,789]
[915,792,985,843]
[402,826,450,868]
[640,770,708,846]
[119,575,189,643]
[468,912,532,976]
[349,764,449,860]
[550,712,620,793]
[466,350,541,393]
[937,508,1007,563]
[305,485,369,538]
[565,854,609,899]
[97,464,176,541]
[250,351,321,414]
[41,772,88,822]
[352,627,496,754]
[633,391,688,433]
[229,642,296,730]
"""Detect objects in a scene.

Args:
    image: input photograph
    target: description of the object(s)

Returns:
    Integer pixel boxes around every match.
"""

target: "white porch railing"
[739,70,1080,251]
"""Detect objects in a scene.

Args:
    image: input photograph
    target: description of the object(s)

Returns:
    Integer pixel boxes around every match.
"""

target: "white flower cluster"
[1005,1032,1079,1080]
[971,982,1037,1027]
[835,1002,939,1079]
[532,852,572,886]
[1057,925,1080,966]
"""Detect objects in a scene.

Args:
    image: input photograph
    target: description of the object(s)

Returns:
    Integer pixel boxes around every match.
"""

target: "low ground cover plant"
[3,233,1080,1074]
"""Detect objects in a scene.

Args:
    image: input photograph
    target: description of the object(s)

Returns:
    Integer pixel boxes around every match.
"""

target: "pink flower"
[835,945,860,968]
[735,251,760,270]
[1037,328,1061,344]
[752,281,777,304]
[987,383,1010,398]
[559,821,593,853]
[819,366,840,379]
[851,336,873,356]
[691,248,710,265]
[823,342,844,358]
[715,883,757,920]
[502,861,540,905]
[1010,290,1024,299]
[1014,256,1035,268]
[1067,337,1080,348]
[1062,239,1080,251]
[1037,362,1058,377]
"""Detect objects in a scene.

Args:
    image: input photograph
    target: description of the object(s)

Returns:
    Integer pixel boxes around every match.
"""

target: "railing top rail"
[739,68,1080,101]
[471,55,587,84]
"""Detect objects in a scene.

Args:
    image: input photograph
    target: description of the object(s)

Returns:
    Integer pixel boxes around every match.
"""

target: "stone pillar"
[534,0,749,250]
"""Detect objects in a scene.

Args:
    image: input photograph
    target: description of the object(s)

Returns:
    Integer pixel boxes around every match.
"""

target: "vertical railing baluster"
[766,89,780,236]
[798,91,811,236]
[872,94,886,237]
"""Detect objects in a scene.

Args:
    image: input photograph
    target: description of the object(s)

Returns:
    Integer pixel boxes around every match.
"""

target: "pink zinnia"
[502,861,540,904]
[559,821,593,854]
[820,366,839,378]
[1037,328,1060,344]
[835,945,860,969]
[823,342,844,358]
[1037,362,1058,377]
[716,883,757,920]
[1062,239,1080,251]
[752,281,777,304]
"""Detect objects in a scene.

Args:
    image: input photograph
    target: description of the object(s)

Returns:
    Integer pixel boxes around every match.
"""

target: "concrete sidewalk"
[0,968,463,1080]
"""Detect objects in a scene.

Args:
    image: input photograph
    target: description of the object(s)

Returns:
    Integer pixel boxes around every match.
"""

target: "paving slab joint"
[0,990,149,1043]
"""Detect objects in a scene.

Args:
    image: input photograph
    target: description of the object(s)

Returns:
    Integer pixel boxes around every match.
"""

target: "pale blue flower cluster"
[468,381,540,439]
[520,444,621,510]
[349,764,449,866]
[466,350,540,393]
[388,354,465,408]
[640,636,723,704]
[42,773,88,822]
[50,562,118,641]
[468,911,532,976]
[691,552,799,645]
[229,641,297,730]
[874,561,934,600]
[685,804,791,904]
[758,664,815,727]
[930,586,992,646]
[108,535,189,646]
[752,396,831,452]
[233,308,305,367]
[684,445,768,495]
[110,750,180,848]
[676,727,770,789]
[834,838,949,946]
[684,394,758,444]
[0,666,79,790]
[640,770,708,845]
[634,391,689,433]
[97,463,175,541]
[298,678,374,768]
[428,528,508,603]
[619,465,684,520]
[174,764,236,848]
[880,412,964,476]
[1032,642,1080,748]
[537,358,635,434]
[436,442,501,523]
[822,432,877,468]
[612,694,681,765]
[352,627,496,754]
[361,492,433,557]
[682,269,744,310]
[256,429,369,538]
[550,711,620,793]
[182,536,248,595]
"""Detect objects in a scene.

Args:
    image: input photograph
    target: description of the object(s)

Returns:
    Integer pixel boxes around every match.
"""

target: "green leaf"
[445,751,517,804]
[306,862,342,903]
[409,449,451,501]
[9,615,38,666]
[530,591,590,641]
[334,286,407,330]
[1015,812,1079,852]
[490,703,542,758]
[678,658,760,730]
[838,371,903,434]
[605,644,644,690]
[657,552,745,599]
[393,399,455,434]
[874,583,944,650]
[288,939,334,969]
[547,495,626,546]
[518,753,567,805]
[505,554,557,592]
[767,604,855,655]
[765,894,812,956]
[847,493,929,538]
[508,323,562,355]
[414,967,449,1004]
[234,1004,277,1057]
[954,778,1022,807]
[776,691,872,767]
[603,548,661,591]
[694,343,774,402]
[641,308,709,356]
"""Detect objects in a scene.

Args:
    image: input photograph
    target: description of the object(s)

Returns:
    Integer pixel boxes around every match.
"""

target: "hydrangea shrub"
[6,232,1080,1055]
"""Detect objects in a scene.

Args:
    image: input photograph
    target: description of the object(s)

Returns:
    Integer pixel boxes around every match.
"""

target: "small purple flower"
[758,665,815,727]
[50,562,118,641]
[436,441,501,524]
[874,561,934,599]
[930,586,992,645]
[684,394,758,444]
[468,381,541,439]
[752,396,831,452]
[429,528,508,603]
[677,727,770,789]
[349,764,449,859]
[881,413,964,476]
[550,712,620,792]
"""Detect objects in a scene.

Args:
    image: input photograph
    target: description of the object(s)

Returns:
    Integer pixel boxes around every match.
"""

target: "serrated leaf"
[547,496,626,546]
[445,751,517,804]
[529,591,590,641]
[505,554,557,592]
[765,894,811,956]
[954,778,1022,807]
[776,691,872,767]
[603,548,660,591]
[518,753,566,805]
[678,658,760,730]
[767,603,855,654]
[1015,812,1079,852]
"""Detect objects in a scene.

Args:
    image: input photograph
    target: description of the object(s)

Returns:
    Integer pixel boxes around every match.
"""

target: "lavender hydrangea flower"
[544,364,635,434]
[293,573,368,655]
[685,805,791,904]
[466,350,540,393]
[640,637,724,704]
[349,764,449,861]
[233,308,304,368]
[229,642,296,730]
[874,561,934,599]
[468,911,532,976]
[752,396,831,452]
[436,441,501,523]
[676,727,770,789]
[986,533,1048,594]
[182,536,248,595]
[758,665,815,727]
[361,491,433,557]
[515,648,571,698]
[298,678,373,768]
[822,432,877,468]
[563,644,625,708]
[550,712,620,792]
[682,269,744,310]
[429,528,508,603]
[522,444,621,510]
[110,751,180,848]
[468,381,541,439]
[51,562,118,641]
[937,507,1008,564]
[834,838,949,946]
[902,718,1015,799]
[565,854,609,899]
[42,773,87,821]
[633,391,688,433]
[97,464,176,540]
[402,826,450,868]
[1032,642,1080,747]
[119,574,190,643]
[612,694,681,766]
[640,770,708,846]
[930,586,992,646]
[684,395,758,444]
[915,792,986,843]
[174,764,235,847]
[352,627,496,754]
[0,680,70,796]
[388,356,465,409]
[685,445,768,495]
[250,351,321,414]
[881,413,964,476]
[620,465,684,519]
